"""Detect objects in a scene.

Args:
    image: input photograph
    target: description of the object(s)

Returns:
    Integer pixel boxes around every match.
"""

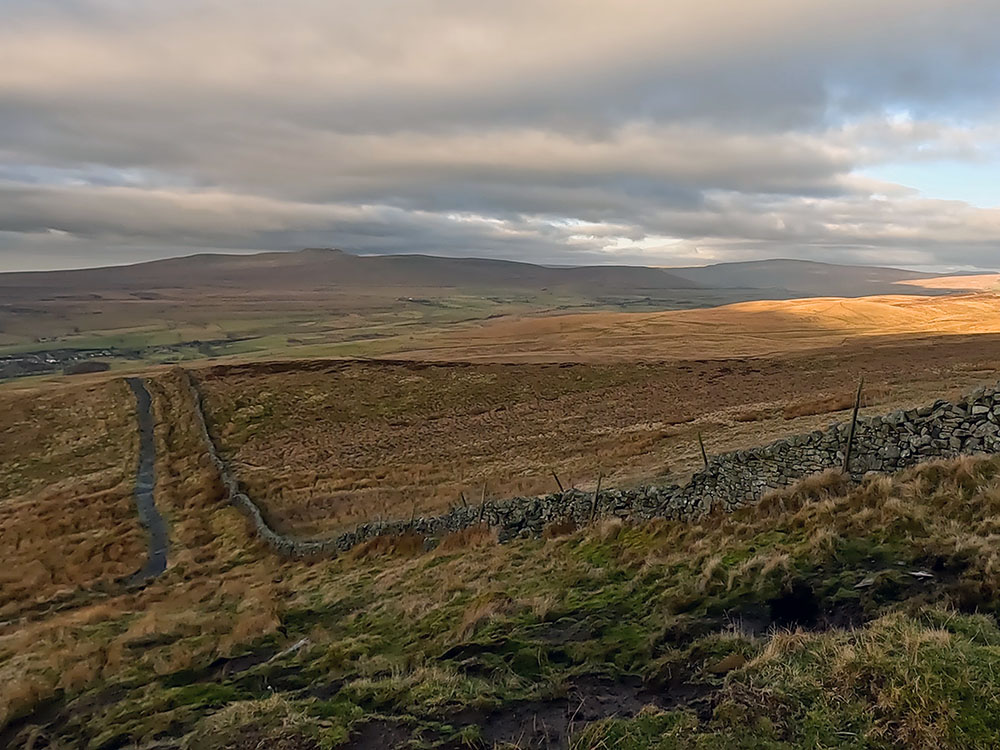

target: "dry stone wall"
[185,371,1000,557]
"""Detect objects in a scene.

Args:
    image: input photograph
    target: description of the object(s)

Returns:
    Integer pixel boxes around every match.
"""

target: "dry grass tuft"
[0,675,50,725]
[219,609,281,658]
[348,532,426,561]
[455,595,515,640]
[543,518,578,539]
[754,469,851,517]
[437,524,497,552]
[592,517,624,542]
[782,387,883,419]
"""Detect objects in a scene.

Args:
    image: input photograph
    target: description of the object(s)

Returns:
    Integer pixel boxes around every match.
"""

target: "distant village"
[0,348,116,380]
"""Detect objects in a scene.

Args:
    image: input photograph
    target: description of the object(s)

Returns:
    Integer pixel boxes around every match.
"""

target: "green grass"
[0,378,136,498]
[2,287,717,378]
[0,292,589,362]
[11,453,1000,748]
[576,609,1000,748]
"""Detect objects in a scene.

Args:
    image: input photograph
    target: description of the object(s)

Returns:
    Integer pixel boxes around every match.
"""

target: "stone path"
[125,377,168,583]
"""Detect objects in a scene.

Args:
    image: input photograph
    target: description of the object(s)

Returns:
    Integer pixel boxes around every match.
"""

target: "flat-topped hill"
[0,248,700,295]
[1,248,986,299]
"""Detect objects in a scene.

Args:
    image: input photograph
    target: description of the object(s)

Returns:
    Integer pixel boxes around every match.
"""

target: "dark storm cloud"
[0,0,999,270]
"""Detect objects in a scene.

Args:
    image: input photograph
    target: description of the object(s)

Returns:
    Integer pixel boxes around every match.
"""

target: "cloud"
[1,0,999,270]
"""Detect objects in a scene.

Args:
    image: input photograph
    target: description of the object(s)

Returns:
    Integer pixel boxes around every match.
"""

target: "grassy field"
[901,273,1000,292]
[0,282,686,368]
[0,291,520,368]
[195,335,1000,538]
[6,266,999,380]
[0,379,137,498]
[0,379,145,620]
[5,283,1000,747]
[6,382,1000,749]
[394,292,1000,362]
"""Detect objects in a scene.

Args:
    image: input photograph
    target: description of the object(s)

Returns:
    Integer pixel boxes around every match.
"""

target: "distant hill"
[0,249,989,302]
[0,248,700,295]
[668,258,943,296]
[2,248,997,379]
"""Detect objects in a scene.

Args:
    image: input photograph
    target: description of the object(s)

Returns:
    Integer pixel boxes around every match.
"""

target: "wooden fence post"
[590,474,603,522]
[551,471,565,493]
[842,377,865,475]
[697,433,709,468]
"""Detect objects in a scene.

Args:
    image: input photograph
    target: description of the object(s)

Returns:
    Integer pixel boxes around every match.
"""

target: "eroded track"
[125,377,168,582]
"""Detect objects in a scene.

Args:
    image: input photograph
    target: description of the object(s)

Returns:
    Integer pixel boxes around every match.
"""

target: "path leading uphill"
[125,377,168,583]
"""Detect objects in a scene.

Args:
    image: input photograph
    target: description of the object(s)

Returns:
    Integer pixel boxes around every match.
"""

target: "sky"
[1,0,1000,272]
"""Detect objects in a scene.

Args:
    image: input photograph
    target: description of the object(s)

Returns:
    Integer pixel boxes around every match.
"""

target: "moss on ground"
[7,453,1000,748]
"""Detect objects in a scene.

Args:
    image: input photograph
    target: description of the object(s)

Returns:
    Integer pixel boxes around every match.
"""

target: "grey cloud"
[1,0,999,270]
[3,181,997,271]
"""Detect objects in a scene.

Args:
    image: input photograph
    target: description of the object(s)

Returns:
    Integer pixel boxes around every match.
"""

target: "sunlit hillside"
[398,292,1000,361]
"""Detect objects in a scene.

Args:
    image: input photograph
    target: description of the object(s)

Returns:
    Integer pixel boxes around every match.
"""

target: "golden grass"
[394,292,1000,362]
[187,694,312,748]
[3,330,1000,739]
[455,594,516,640]
[0,378,137,498]
[0,379,145,616]
[899,273,1000,292]
[0,370,299,726]
[780,385,885,419]
[347,532,426,561]
[195,339,1000,537]
[542,518,578,539]
[1,432,1000,742]
[0,477,145,616]
[437,524,497,552]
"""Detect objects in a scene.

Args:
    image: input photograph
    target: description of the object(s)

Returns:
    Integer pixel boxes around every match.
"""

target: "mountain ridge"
[1,248,982,299]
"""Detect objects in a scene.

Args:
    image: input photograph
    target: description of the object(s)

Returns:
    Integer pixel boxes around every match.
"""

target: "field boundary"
[182,368,1000,557]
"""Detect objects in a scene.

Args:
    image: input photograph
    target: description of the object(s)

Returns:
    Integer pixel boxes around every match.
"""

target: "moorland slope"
[6,370,1000,747]
[2,251,965,297]
[396,292,1000,361]
[3,255,1000,748]
[1,251,993,379]
[667,257,946,296]
[0,249,702,296]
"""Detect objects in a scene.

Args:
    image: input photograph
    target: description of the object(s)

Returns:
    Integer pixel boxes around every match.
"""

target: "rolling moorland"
[2,249,997,379]
[5,251,1000,748]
